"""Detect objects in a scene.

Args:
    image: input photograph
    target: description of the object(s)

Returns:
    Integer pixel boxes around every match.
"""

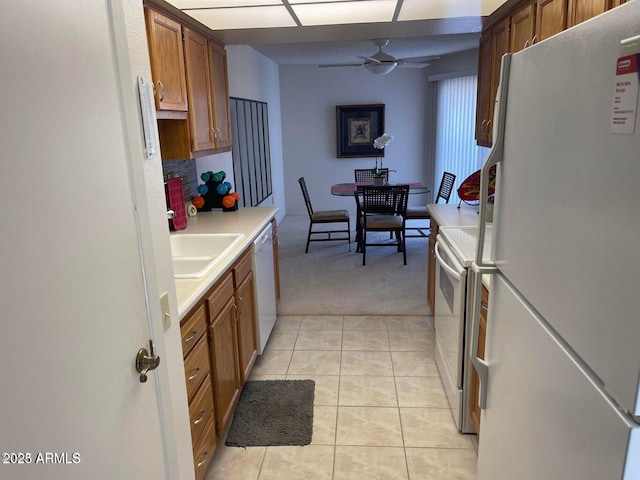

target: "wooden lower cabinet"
[207,271,241,435]
[179,245,259,477]
[235,270,257,384]
[470,284,489,435]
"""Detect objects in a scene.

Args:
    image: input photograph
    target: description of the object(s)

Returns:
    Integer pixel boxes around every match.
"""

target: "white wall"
[279,66,431,215]
[201,45,287,224]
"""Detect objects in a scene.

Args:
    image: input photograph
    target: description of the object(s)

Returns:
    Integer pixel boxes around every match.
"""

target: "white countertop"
[172,206,278,319]
[426,203,481,228]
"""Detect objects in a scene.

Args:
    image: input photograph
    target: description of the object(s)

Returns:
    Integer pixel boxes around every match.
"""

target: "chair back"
[361,185,410,217]
[354,168,389,183]
[298,177,314,218]
[435,172,456,204]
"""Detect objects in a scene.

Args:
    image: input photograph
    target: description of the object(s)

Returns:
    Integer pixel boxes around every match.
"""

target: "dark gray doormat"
[225,380,315,447]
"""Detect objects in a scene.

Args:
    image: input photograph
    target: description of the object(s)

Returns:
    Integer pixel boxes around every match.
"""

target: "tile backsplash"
[162,160,198,204]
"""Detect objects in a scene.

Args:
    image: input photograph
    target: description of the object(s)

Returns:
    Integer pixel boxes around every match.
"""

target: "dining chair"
[354,168,389,183]
[359,184,410,265]
[298,177,351,253]
[405,171,456,238]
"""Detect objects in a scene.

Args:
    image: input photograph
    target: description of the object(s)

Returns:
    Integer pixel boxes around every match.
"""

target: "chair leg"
[401,229,407,265]
[347,218,351,252]
[361,229,366,266]
[305,223,312,253]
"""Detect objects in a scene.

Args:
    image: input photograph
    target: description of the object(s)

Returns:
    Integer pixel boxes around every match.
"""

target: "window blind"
[434,75,490,205]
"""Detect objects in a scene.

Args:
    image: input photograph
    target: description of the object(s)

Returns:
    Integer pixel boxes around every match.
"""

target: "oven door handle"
[435,239,465,280]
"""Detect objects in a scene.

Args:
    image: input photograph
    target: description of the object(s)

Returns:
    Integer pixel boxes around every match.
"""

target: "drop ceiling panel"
[170,0,281,7]
[292,0,396,26]
[186,6,297,29]
[399,0,482,20]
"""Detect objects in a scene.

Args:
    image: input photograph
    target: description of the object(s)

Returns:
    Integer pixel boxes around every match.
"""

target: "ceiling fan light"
[365,62,397,75]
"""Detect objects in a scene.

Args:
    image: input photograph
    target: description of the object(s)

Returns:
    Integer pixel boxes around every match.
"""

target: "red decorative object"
[457,165,497,203]
[165,177,187,230]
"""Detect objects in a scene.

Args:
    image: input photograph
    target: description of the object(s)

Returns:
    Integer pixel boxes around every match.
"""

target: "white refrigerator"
[471,1,640,479]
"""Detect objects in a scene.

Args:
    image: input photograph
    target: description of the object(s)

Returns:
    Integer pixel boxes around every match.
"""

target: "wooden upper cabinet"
[145,8,188,112]
[475,18,509,148]
[486,18,510,147]
[536,0,567,42]
[209,42,232,150]
[183,27,215,152]
[510,0,536,52]
[475,33,493,146]
[567,0,609,27]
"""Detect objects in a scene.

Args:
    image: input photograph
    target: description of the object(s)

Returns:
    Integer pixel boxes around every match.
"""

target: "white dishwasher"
[252,223,277,354]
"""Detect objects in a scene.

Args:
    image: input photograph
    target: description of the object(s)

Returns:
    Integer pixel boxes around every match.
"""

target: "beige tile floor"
[205,315,478,480]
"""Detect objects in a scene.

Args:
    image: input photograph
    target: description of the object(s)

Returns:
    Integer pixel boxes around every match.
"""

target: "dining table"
[330,182,430,196]
[330,181,430,252]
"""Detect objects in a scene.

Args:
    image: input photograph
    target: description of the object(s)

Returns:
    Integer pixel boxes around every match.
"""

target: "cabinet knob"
[157,81,165,101]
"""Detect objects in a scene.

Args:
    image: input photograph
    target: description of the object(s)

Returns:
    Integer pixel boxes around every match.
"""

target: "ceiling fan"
[319,39,440,75]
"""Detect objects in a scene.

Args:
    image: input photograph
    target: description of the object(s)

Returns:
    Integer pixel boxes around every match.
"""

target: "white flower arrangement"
[373,133,394,149]
[372,133,394,177]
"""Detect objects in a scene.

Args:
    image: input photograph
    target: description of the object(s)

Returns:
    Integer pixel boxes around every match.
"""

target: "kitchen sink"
[170,233,244,278]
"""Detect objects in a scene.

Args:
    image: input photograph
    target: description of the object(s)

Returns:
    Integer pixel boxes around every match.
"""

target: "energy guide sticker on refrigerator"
[610,35,640,134]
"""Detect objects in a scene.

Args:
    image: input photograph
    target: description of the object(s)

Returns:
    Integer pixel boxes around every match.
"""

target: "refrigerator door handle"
[476,53,513,266]
[470,262,497,410]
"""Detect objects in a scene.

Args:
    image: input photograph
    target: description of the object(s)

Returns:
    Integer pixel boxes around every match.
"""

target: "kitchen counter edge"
[172,206,278,319]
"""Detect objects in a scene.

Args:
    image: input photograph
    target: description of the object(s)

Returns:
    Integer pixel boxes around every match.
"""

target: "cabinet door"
[145,8,188,111]
[567,0,609,27]
[488,18,511,146]
[183,28,215,152]
[209,297,241,435]
[209,42,232,150]
[236,271,257,384]
[536,0,567,42]
[510,0,536,52]
[470,285,489,434]
[475,33,493,146]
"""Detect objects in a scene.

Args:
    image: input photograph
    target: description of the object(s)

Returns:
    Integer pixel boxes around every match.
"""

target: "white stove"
[433,224,492,433]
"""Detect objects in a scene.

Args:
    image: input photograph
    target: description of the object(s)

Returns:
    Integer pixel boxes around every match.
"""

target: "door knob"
[136,340,160,383]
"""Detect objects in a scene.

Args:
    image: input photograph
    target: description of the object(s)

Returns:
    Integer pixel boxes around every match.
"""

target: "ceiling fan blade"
[398,55,441,63]
[397,62,431,69]
[318,63,363,68]
[359,56,381,64]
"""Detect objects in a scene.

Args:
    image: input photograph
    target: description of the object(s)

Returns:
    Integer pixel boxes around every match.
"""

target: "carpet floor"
[277,214,431,316]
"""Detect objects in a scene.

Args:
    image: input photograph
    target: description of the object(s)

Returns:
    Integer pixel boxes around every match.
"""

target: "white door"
[0,2,169,479]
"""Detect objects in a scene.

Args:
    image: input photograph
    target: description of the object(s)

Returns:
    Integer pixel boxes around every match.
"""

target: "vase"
[373,177,384,186]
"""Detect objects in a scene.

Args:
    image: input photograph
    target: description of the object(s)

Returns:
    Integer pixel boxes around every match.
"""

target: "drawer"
[193,415,217,480]
[184,335,210,402]
[180,303,207,359]
[188,374,215,446]
[207,271,234,320]
[233,248,252,287]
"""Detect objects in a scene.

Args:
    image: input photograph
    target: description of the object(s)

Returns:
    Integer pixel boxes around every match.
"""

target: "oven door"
[434,235,467,430]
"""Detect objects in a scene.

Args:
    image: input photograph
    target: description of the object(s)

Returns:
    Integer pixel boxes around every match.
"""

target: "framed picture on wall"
[336,104,385,158]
